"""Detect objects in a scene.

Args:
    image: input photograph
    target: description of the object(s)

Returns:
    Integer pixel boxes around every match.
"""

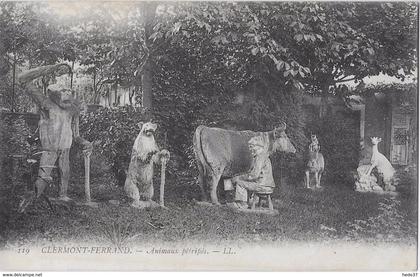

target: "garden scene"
[0,1,417,262]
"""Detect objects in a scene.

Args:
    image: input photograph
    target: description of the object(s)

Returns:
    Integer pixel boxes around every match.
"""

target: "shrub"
[80,92,360,193]
[80,104,208,188]
[237,90,308,184]
[79,106,150,186]
[344,197,416,243]
[305,109,360,187]
[152,78,309,188]
[79,84,309,193]
[319,196,416,242]
[0,113,32,189]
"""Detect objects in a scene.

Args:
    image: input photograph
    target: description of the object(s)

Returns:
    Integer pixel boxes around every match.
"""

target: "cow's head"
[272,122,296,154]
[138,121,157,137]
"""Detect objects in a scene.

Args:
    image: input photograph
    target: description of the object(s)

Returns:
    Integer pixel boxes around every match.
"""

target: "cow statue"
[193,123,296,205]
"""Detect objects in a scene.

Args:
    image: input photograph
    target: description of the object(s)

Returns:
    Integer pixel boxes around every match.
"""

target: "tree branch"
[95,75,105,89]
[332,67,340,78]
[135,50,150,77]
[96,81,107,95]
[335,77,357,83]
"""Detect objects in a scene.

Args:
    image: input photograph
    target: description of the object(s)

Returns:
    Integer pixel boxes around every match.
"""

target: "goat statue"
[304,134,325,189]
[365,137,396,191]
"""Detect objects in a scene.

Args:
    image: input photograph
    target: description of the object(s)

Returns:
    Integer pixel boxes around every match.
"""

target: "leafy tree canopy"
[154,2,417,94]
[1,1,417,104]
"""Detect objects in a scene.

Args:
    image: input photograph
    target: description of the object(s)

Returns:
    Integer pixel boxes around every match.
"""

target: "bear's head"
[138,122,157,137]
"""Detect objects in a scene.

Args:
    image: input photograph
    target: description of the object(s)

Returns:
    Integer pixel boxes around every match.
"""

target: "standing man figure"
[17,64,93,212]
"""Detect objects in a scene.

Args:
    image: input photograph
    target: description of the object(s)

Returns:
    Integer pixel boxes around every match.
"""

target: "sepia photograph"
[0,0,418,272]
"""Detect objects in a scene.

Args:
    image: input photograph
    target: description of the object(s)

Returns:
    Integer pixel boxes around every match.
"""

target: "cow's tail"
[193,126,209,199]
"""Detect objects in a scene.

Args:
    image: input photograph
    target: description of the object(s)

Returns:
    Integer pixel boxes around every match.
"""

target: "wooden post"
[84,150,91,203]
[160,159,166,207]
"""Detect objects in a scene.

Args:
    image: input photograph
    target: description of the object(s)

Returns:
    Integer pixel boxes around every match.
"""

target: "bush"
[0,113,33,189]
[80,104,212,188]
[239,90,308,184]
[80,91,359,193]
[152,76,310,188]
[80,104,202,189]
[344,197,416,243]
[79,83,309,192]
[319,196,417,243]
[306,109,360,187]
[79,106,150,186]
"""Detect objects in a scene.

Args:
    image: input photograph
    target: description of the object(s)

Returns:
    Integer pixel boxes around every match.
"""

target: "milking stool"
[250,192,274,210]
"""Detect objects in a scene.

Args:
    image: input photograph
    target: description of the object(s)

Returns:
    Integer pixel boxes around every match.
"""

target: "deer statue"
[305,134,325,189]
[365,137,396,191]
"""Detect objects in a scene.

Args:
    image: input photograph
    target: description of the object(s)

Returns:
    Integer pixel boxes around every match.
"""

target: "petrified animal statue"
[124,122,170,208]
[17,64,93,213]
[354,165,382,192]
[230,136,275,209]
[304,134,324,189]
[193,122,296,205]
[365,137,396,191]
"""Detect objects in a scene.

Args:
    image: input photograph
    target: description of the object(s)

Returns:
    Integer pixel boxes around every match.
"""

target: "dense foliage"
[1,2,417,110]
[310,110,360,186]
[79,107,149,186]
[0,2,418,251]
[0,114,33,188]
[0,2,417,190]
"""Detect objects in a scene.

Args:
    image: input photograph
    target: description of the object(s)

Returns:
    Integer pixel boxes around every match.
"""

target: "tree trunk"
[93,70,97,104]
[319,83,330,118]
[11,54,16,112]
[93,71,96,93]
[129,88,135,106]
[42,77,48,95]
[114,74,118,106]
[107,88,111,107]
[70,60,75,90]
[142,63,153,109]
[140,2,157,113]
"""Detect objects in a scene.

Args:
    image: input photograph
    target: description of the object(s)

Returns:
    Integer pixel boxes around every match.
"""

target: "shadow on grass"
[0,172,417,247]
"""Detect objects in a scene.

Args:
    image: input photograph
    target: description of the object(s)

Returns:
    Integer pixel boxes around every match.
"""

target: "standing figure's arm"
[17,64,71,109]
[18,74,53,109]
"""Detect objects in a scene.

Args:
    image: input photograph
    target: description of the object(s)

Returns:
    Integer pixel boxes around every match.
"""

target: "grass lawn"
[0,169,417,249]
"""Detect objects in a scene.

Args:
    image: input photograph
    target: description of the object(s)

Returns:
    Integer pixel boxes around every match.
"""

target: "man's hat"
[248,136,265,148]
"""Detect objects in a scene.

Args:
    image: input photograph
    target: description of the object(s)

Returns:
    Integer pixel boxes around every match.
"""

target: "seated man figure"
[230,136,275,209]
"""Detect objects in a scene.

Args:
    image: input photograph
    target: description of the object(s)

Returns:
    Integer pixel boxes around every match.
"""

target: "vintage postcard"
[0,0,417,272]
